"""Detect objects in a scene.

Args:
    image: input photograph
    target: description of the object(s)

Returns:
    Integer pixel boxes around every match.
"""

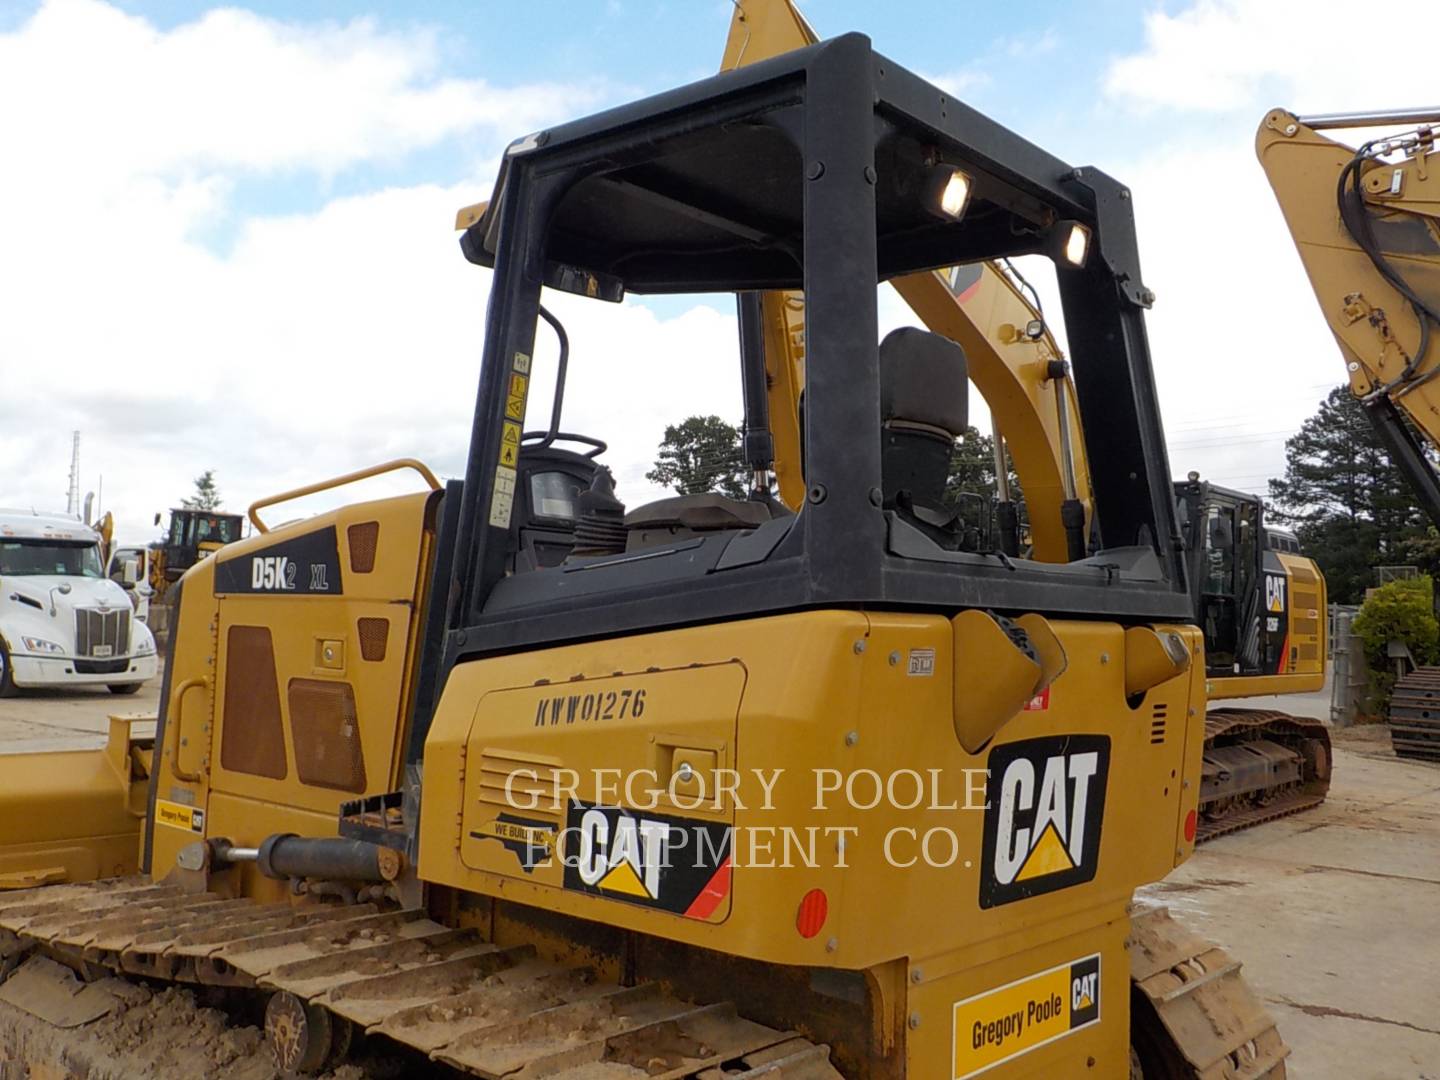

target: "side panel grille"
[357,617,389,662]
[348,521,380,574]
[289,679,367,793]
[221,626,288,779]
[74,609,131,657]
[1150,703,1169,745]
[476,750,563,820]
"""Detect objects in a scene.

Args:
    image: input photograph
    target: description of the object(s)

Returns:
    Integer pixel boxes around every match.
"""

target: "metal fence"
[1329,604,1364,727]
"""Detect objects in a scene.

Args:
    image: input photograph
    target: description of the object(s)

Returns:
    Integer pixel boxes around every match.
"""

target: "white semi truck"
[0,510,158,696]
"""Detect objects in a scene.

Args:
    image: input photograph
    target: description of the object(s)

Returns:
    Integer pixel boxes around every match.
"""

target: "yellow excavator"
[0,5,1291,1077]
[1258,105,1440,761]
[717,1,1332,841]
[926,263,1333,839]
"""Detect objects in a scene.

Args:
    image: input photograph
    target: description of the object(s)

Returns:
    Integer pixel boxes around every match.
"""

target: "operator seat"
[879,326,969,545]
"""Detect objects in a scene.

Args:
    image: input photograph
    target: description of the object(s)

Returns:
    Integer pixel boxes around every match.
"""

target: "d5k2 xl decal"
[979,735,1110,908]
[563,801,732,920]
[214,526,343,596]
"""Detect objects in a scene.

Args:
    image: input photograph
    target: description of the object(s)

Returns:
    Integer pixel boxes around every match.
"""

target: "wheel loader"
[0,25,1288,1080]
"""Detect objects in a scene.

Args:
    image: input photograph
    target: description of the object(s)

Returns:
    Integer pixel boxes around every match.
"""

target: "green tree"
[182,469,222,512]
[1352,575,1439,710]
[945,426,1020,503]
[1399,527,1440,581]
[1268,387,1428,602]
[647,417,747,499]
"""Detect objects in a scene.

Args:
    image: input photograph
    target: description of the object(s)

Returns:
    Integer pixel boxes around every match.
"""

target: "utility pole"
[66,431,81,517]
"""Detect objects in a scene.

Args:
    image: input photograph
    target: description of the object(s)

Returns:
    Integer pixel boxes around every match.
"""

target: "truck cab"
[0,510,158,696]
[105,544,156,624]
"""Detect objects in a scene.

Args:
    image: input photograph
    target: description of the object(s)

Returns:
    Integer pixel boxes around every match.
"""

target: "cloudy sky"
[1,0,1432,540]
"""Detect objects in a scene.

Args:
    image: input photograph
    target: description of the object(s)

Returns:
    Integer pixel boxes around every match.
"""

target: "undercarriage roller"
[265,989,353,1073]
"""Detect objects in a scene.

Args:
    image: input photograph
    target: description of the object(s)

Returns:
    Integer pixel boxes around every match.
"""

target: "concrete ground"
[0,675,162,752]
[1141,723,1440,1080]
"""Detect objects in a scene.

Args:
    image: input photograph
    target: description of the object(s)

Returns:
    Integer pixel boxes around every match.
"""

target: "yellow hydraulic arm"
[1257,107,1440,523]
[723,0,1092,562]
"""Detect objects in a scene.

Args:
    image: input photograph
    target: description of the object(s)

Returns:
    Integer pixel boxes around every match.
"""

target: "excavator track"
[0,881,1290,1078]
[1128,906,1288,1079]
[1387,666,1440,762]
[0,878,842,1079]
[1196,710,1332,843]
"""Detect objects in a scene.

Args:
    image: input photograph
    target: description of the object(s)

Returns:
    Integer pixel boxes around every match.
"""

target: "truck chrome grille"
[74,608,131,657]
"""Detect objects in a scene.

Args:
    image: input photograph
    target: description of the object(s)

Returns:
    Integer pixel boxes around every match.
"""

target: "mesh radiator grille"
[289,679,367,793]
[74,609,131,657]
[348,521,380,574]
[357,617,389,662]
[221,626,288,779]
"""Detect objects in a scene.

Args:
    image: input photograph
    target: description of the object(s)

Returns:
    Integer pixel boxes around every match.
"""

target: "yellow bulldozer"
[0,5,1291,1077]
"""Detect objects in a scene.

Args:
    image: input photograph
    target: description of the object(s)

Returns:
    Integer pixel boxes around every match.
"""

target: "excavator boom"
[1257,107,1440,524]
[1259,106,1440,761]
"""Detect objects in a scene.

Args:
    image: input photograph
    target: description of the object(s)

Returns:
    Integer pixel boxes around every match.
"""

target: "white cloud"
[0,0,589,181]
[1092,0,1440,493]
[923,67,992,99]
[0,0,740,541]
[1120,136,1338,489]
[1105,0,1440,115]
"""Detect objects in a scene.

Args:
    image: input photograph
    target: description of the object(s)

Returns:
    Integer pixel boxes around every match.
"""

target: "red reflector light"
[1183,809,1197,843]
[796,888,828,939]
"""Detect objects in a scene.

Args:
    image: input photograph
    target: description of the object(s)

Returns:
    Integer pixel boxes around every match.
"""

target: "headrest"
[879,327,969,436]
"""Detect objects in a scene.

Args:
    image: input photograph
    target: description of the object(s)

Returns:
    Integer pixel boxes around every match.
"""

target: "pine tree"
[182,470,222,512]
[1269,387,1428,602]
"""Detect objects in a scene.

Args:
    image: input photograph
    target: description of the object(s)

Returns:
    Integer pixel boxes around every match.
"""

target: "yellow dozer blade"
[0,716,151,891]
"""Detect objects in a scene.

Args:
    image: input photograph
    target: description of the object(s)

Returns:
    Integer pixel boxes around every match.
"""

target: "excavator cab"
[1175,480,1258,674]
[1174,477,1316,684]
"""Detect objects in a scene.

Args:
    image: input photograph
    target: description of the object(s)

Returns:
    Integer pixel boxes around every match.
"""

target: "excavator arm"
[724,0,1093,563]
[1257,107,1440,524]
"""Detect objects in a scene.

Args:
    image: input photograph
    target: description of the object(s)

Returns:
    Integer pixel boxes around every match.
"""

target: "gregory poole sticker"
[979,735,1109,908]
[155,799,205,834]
[952,954,1101,1078]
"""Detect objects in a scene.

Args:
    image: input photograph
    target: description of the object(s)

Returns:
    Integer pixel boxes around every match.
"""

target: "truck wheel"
[108,683,142,696]
[0,640,16,698]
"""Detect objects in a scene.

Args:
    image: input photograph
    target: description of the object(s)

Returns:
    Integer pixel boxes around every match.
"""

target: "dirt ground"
[0,979,402,1079]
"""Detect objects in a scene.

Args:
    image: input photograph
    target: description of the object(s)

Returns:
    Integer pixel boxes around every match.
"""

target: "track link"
[1128,906,1288,1079]
[0,878,841,1078]
[1197,709,1332,843]
[1388,666,1440,762]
